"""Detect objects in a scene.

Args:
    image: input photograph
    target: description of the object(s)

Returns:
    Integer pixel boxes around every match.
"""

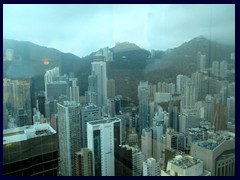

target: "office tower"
[220,60,228,79]
[141,128,153,160]
[57,101,81,176]
[168,101,179,132]
[46,81,69,101]
[143,157,160,176]
[138,81,149,133]
[81,104,101,147]
[107,79,115,98]
[115,145,133,176]
[220,86,227,106]
[191,72,203,101]
[115,97,121,115]
[149,101,155,126]
[75,148,93,176]
[36,91,46,117]
[87,117,121,176]
[91,54,107,107]
[44,67,60,97]
[3,123,58,176]
[3,78,32,127]
[69,78,79,103]
[85,74,98,105]
[178,114,200,133]
[166,128,186,152]
[45,98,58,129]
[227,97,235,123]
[152,107,167,161]
[190,131,235,176]
[212,61,219,77]
[16,108,28,127]
[161,155,210,176]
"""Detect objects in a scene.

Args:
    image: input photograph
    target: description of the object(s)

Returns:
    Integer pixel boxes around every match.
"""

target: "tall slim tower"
[69,78,80,103]
[138,81,149,133]
[91,54,107,108]
[87,117,121,176]
[57,101,81,176]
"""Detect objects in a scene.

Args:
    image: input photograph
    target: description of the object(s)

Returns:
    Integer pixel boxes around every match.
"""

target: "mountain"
[3,37,235,105]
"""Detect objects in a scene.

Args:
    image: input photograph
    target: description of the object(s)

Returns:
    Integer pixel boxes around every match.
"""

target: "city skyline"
[3,4,235,57]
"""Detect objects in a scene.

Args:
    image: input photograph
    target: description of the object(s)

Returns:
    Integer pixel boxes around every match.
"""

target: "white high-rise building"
[91,54,107,108]
[87,117,122,176]
[81,104,101,147]
[57,101,81,176]
[143,157,160,176]
[138,81,149,133]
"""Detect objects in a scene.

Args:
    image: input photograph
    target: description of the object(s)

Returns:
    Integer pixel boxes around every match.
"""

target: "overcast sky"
[3,4,235,57]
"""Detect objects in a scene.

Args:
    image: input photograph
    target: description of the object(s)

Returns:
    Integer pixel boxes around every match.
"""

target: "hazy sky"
[3,4,235,57]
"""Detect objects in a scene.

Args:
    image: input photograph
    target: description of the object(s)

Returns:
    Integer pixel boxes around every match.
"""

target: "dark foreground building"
[3,123,59,176]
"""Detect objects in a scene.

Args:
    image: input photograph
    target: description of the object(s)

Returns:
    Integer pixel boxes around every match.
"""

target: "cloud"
[3,4,235,57]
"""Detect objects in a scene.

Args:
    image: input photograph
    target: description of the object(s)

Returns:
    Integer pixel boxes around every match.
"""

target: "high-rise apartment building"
[57,101,81,176]
[138,81,149,133]
[3,78,32,127]
[87,117,121,176]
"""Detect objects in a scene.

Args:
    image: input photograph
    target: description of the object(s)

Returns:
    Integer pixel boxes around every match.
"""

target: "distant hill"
[3,37,235,104]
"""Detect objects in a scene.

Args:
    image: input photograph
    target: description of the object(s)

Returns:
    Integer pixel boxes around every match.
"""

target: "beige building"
[190,131,235,176]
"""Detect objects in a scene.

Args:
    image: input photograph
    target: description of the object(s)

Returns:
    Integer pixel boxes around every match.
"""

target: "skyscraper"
[75,148,93,176]
[141,128,153,160]
[107,79,115,98]
[91,54,107,108]
[138,81,149,133]
[220,60,228,79]
[69,78,80,103]
[81,104,101,147]
[57,101,81,176]
[87,117,121,176]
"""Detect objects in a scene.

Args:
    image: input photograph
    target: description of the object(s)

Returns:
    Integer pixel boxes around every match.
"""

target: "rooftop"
[170,155,201,169]
[88,117,121,125]
[3,123,56,145]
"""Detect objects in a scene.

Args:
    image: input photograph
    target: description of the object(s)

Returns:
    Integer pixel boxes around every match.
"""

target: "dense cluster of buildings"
[3,50,235,176]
